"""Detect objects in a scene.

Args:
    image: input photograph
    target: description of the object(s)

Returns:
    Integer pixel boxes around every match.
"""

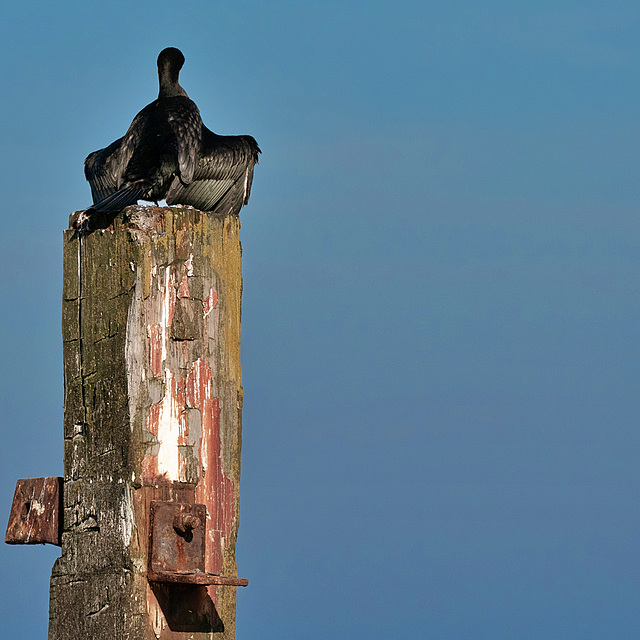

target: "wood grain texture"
[49,206,244,640]
[5,477,62,545]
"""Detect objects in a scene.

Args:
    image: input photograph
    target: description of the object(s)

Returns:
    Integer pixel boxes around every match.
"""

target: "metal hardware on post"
[148,501,248,587]
[5,477,63,546]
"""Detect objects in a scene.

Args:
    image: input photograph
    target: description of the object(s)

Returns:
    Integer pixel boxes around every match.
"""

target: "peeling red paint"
[147,324,163,378]
[203,289,218,318]
[140,252,235,609]
[177,275,190,299]
[142,357,235,590]
[189,358,235,578]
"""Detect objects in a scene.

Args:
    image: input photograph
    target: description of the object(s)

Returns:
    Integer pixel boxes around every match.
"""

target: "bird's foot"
[70,209,91,231]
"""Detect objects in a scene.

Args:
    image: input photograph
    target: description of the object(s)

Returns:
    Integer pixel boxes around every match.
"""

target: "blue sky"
[1,1,640,638]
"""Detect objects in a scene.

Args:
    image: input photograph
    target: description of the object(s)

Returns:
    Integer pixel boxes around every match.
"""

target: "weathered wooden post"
[47,205,247,639]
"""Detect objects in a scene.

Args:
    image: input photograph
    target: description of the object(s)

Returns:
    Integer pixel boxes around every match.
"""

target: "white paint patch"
[160,266,173,364]
[185,253,194,276]
[26,484,50,543]
[30,500,45,516]
[155,368,184,481]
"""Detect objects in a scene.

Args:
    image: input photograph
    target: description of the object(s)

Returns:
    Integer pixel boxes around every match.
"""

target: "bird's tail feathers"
[76,184,148,231]
[89,184,148,214]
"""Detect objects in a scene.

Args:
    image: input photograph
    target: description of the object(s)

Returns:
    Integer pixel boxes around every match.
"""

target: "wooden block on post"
[5,477,62,546]
[49,206,245,640]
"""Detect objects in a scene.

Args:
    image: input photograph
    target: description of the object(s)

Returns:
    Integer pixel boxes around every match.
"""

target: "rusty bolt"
[173,509,200,541]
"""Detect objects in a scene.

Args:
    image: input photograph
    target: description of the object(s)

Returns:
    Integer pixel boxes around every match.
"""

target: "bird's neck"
[158,69,189,98]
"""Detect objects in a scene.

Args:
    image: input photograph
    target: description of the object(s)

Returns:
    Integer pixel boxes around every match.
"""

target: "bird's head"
[157,48,188,98]
[158,48,185,73]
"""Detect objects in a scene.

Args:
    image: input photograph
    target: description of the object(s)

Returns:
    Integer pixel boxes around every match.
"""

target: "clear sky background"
[1,1,639,638]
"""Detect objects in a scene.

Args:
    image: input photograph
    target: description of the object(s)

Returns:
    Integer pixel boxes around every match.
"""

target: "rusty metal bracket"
[5,477,62,546]
[148,501,248,587]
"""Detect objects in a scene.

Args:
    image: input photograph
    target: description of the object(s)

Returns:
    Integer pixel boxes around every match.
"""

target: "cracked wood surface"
[49,207,244,640]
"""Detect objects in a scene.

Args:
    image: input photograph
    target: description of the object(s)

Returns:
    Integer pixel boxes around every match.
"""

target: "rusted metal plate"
[5,477,62,546]
[147,570,248,587]
[150,501,206,574]
[148,501,247,587]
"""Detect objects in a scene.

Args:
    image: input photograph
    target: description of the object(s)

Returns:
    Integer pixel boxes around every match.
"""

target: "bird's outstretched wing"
[84,137,125,203]
[166,129,260,215]
[83,103,155,206]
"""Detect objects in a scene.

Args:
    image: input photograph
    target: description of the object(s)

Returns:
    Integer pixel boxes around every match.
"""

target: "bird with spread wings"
[78,47,260,230]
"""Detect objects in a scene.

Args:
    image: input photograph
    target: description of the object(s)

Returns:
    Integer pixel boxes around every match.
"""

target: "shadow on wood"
[150,582,224,633]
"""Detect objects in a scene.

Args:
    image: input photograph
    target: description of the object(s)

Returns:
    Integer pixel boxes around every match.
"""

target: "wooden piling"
[49,206,245,639]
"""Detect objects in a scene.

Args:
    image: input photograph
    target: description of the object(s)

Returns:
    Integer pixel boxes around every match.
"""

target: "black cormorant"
[78,48,260,229]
